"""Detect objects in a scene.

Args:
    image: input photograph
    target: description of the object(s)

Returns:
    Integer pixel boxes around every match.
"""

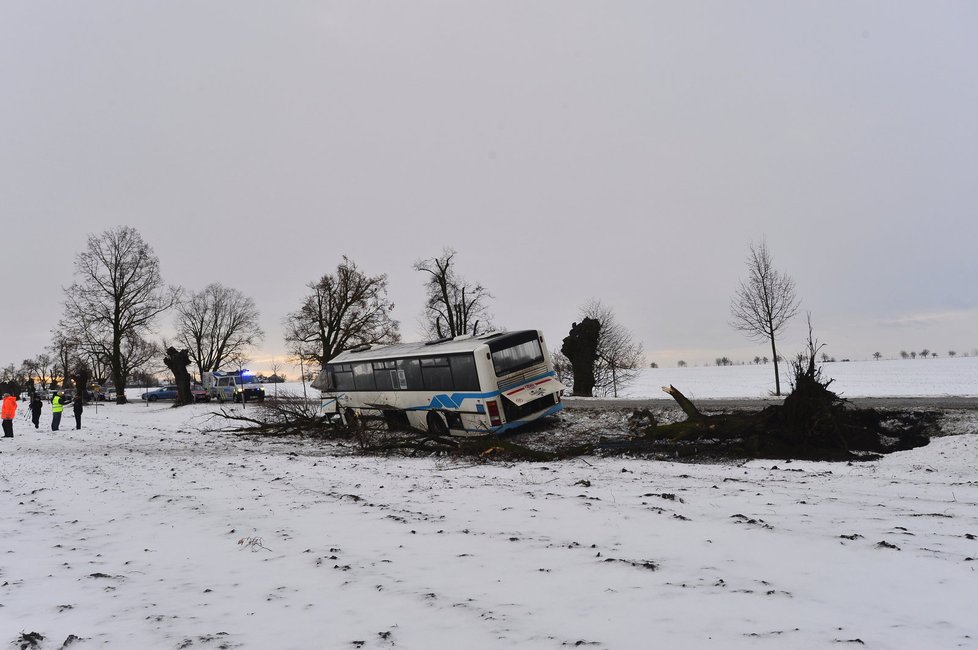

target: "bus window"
[491,338,544,376]
[352,363,376,391]
[318,369,337,391]
[373,361,395,390]
[397,359,423,390]
[420,357,452,390]
[332,364,355,391]
[449,355,480,390]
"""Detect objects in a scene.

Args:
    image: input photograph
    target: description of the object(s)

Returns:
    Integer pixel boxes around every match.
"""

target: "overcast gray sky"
[2,2,976,375]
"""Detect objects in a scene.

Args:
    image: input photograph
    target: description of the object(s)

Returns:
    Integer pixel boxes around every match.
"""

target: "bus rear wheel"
[426,411,449,437]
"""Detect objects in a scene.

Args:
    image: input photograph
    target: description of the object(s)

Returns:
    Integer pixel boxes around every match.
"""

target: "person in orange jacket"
[1,393,17,438]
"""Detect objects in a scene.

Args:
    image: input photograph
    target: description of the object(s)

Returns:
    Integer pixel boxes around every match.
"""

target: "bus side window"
[373,361,395,390]
[420,357,452,391]
[449,355,479,390]
[352,363,376,391]
[334,364,355,391]
[397,359,423,390]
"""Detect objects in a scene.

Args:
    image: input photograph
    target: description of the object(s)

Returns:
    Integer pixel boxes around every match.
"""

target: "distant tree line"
[8,227,971,406]
[7,231,649,404]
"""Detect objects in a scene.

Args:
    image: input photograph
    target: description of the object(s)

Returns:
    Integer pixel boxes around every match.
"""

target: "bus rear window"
[491,339,543,376]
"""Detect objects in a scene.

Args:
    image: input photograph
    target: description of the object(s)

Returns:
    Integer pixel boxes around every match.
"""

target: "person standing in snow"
[73,393,84,430]
[51,391,68,431]
[28,393,43,429]
[1,393,17,438]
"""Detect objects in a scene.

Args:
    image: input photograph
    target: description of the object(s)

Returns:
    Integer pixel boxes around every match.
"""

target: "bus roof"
[327,330,540,364]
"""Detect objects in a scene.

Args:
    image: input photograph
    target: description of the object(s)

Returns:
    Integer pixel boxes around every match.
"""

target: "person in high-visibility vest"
[51,391,67,431]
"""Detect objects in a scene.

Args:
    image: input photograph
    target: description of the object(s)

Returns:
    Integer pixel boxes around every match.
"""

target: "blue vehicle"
[140,384,211,402]
[141,385,179,402]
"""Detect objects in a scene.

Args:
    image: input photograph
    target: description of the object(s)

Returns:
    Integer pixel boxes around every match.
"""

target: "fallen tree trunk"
[613,375,933,461]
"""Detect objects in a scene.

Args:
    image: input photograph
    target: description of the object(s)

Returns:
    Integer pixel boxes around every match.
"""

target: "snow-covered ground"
[625,356,978,399]
[1,364,977,649]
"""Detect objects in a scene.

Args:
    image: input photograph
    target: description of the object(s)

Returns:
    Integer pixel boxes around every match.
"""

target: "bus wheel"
[383,410,409,431]
[426,411,449,437]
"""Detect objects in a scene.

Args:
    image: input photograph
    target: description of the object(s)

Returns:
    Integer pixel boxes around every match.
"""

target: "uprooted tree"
[621,323,933,461]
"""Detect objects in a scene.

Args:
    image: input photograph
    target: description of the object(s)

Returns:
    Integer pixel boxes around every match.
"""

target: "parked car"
[191,384,210,403]
[141,385,178,402]
[141,384,210,403]
[91,384,111,401]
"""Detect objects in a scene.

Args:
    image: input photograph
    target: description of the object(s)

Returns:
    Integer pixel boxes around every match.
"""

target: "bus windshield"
[491,337,544,376]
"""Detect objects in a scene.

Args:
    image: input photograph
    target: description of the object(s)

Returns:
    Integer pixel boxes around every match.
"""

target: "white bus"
[311,330,566,436]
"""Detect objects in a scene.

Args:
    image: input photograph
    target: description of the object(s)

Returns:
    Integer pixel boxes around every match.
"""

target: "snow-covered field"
[2,362,977,649]
[625,356,978,399]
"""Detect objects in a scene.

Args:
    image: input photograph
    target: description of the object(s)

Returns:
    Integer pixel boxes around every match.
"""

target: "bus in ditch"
[310,330,566,436]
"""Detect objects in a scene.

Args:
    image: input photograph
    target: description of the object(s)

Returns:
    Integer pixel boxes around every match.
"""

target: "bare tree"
[284,256,400,369]
[61,226,178,403]
[580,300,644,398]
[269,358,285,398]
[730,239,801,396]
[550,349,573,386]
[414,248,493,338]
[48,331,81,390]
[175,283,264,380]
[33,354,54,389]
[677,360,687,368]
[873,352,882,361]
[949,350,957,358]
[920,349,930,359]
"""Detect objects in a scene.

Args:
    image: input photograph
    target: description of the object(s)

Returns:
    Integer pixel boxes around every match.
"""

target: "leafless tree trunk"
[730,239,800,396]
[414,248,493,338]
[163,347,194,405]
[61,226,178,403]
[284,256,400,369]
[175,283,264,379]
[561,318,601,397]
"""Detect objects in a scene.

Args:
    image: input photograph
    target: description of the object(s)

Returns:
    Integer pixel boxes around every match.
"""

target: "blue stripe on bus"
[419,370,557,411]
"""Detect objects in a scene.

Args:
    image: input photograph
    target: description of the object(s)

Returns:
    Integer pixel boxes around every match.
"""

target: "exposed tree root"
[613,347,934,461]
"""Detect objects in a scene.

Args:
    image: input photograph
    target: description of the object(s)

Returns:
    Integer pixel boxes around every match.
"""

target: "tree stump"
[163,347,193,406]
[561,317,600,397]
